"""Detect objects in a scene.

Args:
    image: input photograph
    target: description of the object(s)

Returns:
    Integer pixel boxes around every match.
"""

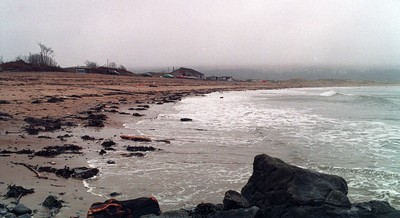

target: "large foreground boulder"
[241,154,399,218]
[241,154,349,208]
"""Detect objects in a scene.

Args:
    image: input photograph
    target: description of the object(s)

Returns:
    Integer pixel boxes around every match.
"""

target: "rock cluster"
[147,154,400,218]
[240,154,400,217]
[0,194,63,218]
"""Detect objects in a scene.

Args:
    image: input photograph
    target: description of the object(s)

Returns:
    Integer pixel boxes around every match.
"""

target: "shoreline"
[0,71,391,217]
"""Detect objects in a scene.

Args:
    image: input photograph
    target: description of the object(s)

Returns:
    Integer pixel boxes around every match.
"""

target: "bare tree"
[85,60,98,68]
[119,65,126,70]
[38,43,57,67]
[108,62,117,68]
[27,54,42,65]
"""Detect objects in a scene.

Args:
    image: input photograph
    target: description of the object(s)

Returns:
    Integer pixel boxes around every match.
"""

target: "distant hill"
[0,60,63,72]
[195,65,400,82]
[129,65,400,82]
[63,66,136,76]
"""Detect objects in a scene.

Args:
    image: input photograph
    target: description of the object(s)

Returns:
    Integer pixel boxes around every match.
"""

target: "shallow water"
[86,86,400,210]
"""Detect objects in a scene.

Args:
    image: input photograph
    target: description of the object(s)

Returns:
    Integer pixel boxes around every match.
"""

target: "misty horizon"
[2,1,400,69]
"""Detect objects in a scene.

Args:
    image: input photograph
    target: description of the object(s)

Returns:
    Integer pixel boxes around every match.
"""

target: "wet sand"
[0,72,378,217]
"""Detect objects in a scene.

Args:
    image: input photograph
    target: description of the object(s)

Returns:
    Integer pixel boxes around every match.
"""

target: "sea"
[85,86,400,210]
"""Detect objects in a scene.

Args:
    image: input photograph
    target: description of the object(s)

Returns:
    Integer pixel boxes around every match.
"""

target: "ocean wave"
[319,90,339,97]
[313,166,400,208]
[355,94,400,109]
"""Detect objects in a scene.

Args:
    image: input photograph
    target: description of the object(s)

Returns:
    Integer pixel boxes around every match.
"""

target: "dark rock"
[42,195,63,209]
[81,135,96,140]
[36,165,98,180]
[126,146,157,152]
[99,149,107,155]
[105,147,116,151]
[137,105,150,108]
[125,197,162,217]
[0,149,34,155]
[121,152,145,157]
[57,134,72,141]
[223,190,251,210]
[3,213,17,218]
[25,126,40,135]
[190,203,223,217]
[0,112,13,121]
[24,117,75,134]
[38,135,52,139]
[90,104,106,111]
[86,119,104,127]
[241,154,348,208]
[107,160,115,164]
[0,203,8,215]
[278,204,358,218]
[31,100,42,104]
[325,190,351,208]
[106,109,118,113]
[369,200,397,215]
[71,167,99,179]
[0,112,12,117]
[5,185,34,198]
[0,100,11,104]
[180,118,193,122]
[85,114,107,127]
[109,192,121,197]
[34,144,82,157]
[143,210,190,218]
[384,211,400,218]
[47,97,65,103]
[54,166,98,179]
[210,206,260,218]
[17,149,35,154]
[101,140,116,148]
[11,204,32,216]
[132,112,145,117]
[17,213,32,218]
[354,201,397,218]
[129,107,147,111]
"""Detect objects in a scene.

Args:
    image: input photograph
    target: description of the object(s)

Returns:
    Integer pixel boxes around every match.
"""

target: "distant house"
[206,76,218,81]
[218,76,233,81]
[170,67,205,79]
[206,76,234,81]
[75,67,90,74]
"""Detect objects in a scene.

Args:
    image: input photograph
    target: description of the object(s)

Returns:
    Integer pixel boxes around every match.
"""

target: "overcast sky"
[1,0,400,68]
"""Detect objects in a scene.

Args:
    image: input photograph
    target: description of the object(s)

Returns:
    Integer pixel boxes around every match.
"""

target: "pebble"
[11,204,32,216]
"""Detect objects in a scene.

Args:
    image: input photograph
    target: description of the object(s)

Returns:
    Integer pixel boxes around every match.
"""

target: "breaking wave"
[320,90,339,97]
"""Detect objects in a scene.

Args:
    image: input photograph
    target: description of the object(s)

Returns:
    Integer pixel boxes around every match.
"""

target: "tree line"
[14,43,58,67]
[1,43,126,71]
[84,60,126,70]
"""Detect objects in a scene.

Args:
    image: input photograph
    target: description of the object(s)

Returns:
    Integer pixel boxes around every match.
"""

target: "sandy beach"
[0,72,380,217]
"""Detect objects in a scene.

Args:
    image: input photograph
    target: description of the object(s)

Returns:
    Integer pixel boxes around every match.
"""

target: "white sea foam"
[87,86,400,210]
[320,90,338,96]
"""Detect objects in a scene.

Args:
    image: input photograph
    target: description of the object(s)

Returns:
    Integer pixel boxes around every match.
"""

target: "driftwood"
[12,162,49,179]
[120,135,152,142]
[50,183,66,187]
